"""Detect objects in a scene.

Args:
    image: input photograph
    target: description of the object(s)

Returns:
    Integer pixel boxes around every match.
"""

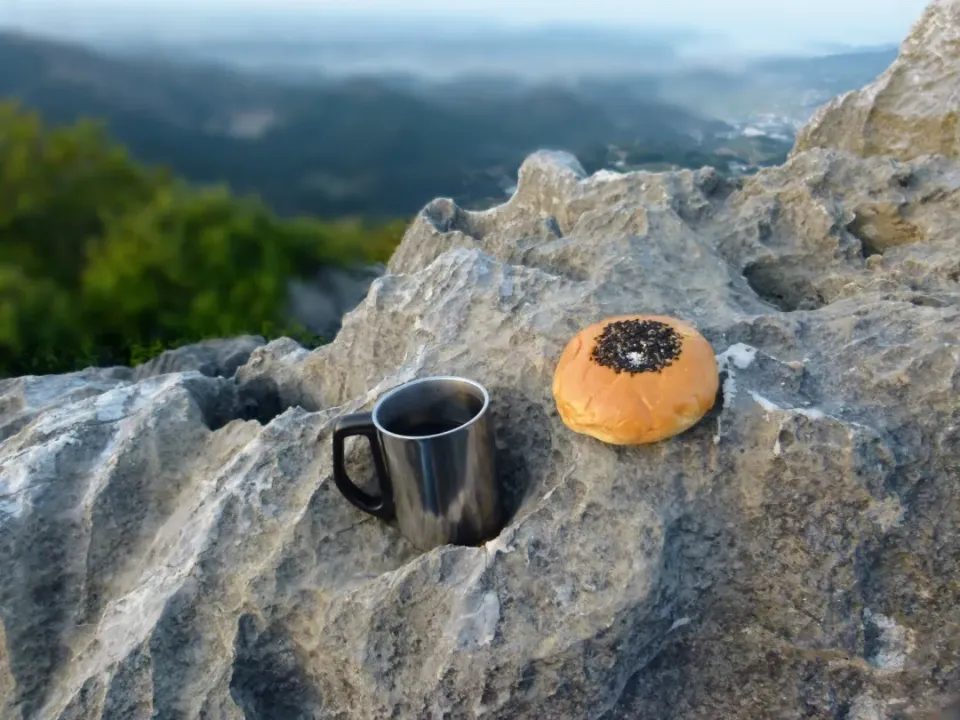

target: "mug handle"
[331,412,395,520]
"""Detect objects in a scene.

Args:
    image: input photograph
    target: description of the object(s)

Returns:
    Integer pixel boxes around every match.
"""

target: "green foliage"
[0,265,84,373]
[0,102,406,377]
[0,104,163,286]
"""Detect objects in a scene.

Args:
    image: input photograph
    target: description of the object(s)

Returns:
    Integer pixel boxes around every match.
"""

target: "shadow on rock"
[487,385,555,526]
[236,375,289,426]
[229,614,322,720]
[176,372,297,431]
[743,257,825,312]
[132,336,265,381]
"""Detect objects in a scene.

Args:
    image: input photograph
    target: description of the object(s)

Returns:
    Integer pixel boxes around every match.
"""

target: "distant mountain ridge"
[0,29,891,219]
[651,46,900,125]
[0,31,744,218]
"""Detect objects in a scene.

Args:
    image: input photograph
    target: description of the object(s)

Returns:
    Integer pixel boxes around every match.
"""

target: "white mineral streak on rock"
[748,391,780,415]
[864,609,916,672]
[714,343,759,442]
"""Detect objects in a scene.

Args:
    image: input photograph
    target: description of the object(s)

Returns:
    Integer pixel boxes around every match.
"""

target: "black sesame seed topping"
[590,319,683,374]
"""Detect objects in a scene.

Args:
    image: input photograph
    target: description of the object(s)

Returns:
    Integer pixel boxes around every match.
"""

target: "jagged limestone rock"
[719,148,960,310]
[1,142,957,718]
[2,3,960,717]
[131,336,266,382]
[793,0,960,160]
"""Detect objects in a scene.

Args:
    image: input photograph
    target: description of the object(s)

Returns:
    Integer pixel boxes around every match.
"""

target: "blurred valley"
[0,25,897,218]
[0,14,899,375]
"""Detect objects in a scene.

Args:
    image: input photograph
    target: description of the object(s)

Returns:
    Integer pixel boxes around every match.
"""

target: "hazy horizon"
[0,0,930,55]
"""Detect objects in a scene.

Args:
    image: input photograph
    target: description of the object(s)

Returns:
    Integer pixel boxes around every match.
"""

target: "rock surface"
[794,0,960,160]
[131,336,266,382]
[2,4,960,719]
[287,264,386,340]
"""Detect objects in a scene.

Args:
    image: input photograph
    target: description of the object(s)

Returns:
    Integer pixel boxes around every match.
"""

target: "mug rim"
[372,375,490,441]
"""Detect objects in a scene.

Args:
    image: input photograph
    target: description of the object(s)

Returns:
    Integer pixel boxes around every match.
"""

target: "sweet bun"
[552,314,719,445]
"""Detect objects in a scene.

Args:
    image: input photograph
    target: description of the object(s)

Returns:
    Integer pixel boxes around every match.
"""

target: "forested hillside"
[4,28,864,377]
[0,32,778,219]
[0,103,404,377]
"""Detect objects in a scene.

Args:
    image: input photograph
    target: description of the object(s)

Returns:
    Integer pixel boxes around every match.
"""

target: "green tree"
[0,102,406,377]
[83,185,335,346]
[0,102,164,288]
[0,266,89,374]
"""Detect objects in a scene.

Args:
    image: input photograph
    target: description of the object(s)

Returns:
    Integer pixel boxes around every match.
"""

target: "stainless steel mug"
[332,376,502,550]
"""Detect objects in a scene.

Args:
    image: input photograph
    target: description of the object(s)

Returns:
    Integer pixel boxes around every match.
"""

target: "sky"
[0,0,932,54]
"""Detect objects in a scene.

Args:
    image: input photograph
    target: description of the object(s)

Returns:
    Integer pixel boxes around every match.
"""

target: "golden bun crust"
[552,314,719,445]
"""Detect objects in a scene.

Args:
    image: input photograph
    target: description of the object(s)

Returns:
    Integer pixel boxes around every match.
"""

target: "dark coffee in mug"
[331,376,502,551]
